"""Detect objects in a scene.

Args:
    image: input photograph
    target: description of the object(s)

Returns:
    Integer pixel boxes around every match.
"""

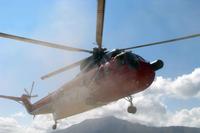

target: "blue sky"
[0,0,200,132]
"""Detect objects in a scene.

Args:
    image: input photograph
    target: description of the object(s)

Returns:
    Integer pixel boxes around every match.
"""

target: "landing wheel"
[52,121,57,130]
[125,96,137,114]
[127,105,137,114]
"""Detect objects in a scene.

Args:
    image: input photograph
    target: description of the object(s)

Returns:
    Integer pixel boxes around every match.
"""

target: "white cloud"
[0,115,56,133]
[169,107,200,127]
[171,68,200,98]
[0,117,25,133]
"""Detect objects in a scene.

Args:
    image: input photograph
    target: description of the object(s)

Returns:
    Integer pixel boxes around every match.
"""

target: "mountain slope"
[52,116,200,133]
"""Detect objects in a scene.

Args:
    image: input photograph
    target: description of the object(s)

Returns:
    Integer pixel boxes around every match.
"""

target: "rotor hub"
[92,48,107,63]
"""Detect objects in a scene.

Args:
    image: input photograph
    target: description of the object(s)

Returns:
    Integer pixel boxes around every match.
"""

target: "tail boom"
[0,95,21,101]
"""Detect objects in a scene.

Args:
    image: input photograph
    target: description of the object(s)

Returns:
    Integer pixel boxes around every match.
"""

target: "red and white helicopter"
[0,0,200,130]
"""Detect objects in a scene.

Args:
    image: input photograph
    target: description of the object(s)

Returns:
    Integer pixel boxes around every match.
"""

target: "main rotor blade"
[30,81,35,95]
[96,0,105,49]
[120,34,200,51]
[0,32,92,53]
[41,58,87,80]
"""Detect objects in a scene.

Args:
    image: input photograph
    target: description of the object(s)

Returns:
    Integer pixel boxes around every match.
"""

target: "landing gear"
[125,96,137,114]
[52,121,57,130]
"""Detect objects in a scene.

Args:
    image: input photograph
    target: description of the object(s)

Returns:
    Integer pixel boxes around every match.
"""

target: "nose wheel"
[125,96,137,114]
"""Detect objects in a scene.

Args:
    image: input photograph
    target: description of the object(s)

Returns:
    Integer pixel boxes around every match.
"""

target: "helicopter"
[0,0,200,130]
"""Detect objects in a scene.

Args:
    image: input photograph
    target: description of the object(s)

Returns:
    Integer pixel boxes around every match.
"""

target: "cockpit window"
[126,52,139,68]
[114,52,139,69]
[135,55,146,62]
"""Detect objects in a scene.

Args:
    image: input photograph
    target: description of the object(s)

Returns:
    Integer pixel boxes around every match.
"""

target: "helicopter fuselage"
[30,51,162,121]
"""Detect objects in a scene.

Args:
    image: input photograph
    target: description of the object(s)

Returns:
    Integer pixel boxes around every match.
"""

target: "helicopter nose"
[150,60,164,71]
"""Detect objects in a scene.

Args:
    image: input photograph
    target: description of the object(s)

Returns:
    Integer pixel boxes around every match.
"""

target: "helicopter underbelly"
[51,85,100,120]
[51,69,103,120]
